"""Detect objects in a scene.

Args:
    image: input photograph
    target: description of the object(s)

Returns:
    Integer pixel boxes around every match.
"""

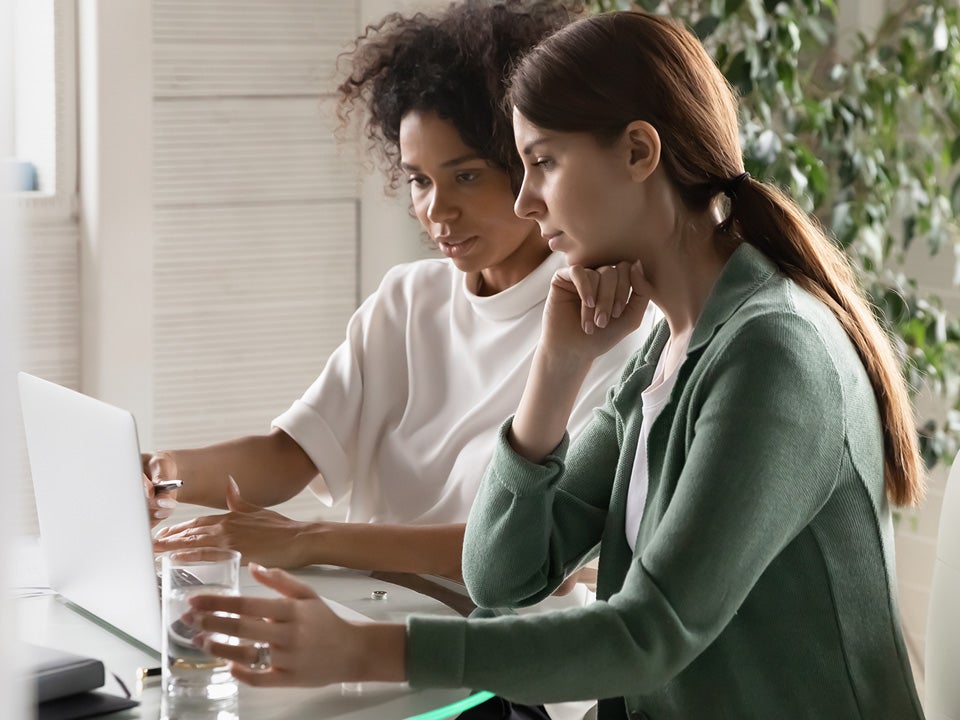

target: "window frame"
[14,0,76,224]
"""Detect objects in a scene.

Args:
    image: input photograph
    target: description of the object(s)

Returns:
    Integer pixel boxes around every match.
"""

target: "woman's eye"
[407,175,430,188]
[456,171,480,183]
[532,158,554,169]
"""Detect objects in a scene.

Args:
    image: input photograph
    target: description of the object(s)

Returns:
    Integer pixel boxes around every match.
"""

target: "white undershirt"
[625,333,690,552]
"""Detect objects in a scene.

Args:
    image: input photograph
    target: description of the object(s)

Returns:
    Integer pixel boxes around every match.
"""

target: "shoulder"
[378,257,455,288]
[370,258,458,305]
[703,275,869,406]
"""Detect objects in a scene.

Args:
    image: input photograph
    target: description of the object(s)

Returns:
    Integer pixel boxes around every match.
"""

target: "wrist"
[350,622,407,682]
[293,521,332,567]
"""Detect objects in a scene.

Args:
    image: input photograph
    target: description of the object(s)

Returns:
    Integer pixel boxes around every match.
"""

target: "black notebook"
[28,644,104,703]
[27,644,138,720]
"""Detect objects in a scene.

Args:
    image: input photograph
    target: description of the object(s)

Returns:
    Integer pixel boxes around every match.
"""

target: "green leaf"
[693,15,722,40]
[634,0,660,11]
[725,0,746,14]
[951,136,960,164]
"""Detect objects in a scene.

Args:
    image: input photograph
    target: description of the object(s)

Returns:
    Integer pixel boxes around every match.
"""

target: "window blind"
[152,0,361,525]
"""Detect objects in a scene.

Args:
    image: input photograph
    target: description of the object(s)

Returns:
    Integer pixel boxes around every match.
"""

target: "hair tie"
[723,171,751,199]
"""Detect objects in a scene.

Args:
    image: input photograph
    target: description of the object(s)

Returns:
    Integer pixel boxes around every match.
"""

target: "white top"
[625,333,690,552]
[274,252,659,524]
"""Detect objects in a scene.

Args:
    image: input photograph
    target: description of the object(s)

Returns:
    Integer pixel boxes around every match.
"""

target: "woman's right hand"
[540,259,652,363]
[141,451,180,526]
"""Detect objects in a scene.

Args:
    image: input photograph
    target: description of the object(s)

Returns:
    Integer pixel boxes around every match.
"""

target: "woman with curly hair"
[147,0,654,680]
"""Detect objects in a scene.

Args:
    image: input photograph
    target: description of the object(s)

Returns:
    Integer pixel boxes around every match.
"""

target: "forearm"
[171,429,317,509]
[297,523,465,582]
[510,346,593,462]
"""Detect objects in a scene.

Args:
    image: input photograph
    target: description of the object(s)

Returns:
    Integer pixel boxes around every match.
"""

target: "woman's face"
[512,109,650,268]
[399,111,544,285]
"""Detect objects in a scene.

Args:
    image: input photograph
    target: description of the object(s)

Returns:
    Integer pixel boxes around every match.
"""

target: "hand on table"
[153,477,313,569]
[184,564,362,687]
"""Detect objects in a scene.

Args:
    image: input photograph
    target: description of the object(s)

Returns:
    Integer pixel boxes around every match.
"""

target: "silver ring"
[251,642,271,670]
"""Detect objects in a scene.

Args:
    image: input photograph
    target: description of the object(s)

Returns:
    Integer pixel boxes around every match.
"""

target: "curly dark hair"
[337,0,581,194]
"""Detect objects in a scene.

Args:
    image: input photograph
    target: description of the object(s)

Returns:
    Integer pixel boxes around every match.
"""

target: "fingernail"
[156,498,176,509]
[250,562,265,573]
[595,312,608,329]
[154,509,173,520]
[181,610,195,626]
[584,296,596,309]
[583,321,594,335]
[612,302,623,319]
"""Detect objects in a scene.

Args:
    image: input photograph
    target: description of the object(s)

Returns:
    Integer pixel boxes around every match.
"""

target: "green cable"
[403,691,495,720]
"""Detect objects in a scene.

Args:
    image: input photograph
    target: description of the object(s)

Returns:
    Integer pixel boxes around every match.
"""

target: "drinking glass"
[160,547,240,702]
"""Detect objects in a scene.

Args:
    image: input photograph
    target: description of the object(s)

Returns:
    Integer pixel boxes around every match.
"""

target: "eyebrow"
[400,153,483,171]
[521,137,552,155]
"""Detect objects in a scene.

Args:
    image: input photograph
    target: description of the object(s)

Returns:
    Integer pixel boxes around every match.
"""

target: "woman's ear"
[623,120,660,183]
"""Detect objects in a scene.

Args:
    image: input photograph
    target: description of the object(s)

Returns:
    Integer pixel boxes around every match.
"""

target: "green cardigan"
[406,244,924,720]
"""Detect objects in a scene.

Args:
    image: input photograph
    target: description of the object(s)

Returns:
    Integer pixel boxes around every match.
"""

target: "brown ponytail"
[730,177,923,506]
[508,11,923,506]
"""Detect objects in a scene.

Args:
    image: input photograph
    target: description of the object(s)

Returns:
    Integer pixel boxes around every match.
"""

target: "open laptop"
[17,372,162,653]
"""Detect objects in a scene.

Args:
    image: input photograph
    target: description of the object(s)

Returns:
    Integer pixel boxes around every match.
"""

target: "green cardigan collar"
[641,242,779,364]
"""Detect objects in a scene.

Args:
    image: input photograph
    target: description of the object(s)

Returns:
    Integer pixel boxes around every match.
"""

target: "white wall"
[357,0,440,297]
[77,0,154,431]
[2,0,28,712]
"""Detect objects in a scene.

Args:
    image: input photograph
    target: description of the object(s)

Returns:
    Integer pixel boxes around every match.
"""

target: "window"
[11,0,76,213]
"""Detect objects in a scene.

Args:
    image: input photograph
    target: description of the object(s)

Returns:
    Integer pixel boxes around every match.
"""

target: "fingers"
[569,263,641,334]
[249,563,319,600]
[629,258,653,297]
[568,266,599,335]
[613,262,632,319]
[193,635,288,687]
[188,592,295,622]
[143,472,175,523]
[552,574,578,597]
[226,475,261,514]
[618,261,651,325]
[592,266,621,330]
[229,664,287,687]
[153,531,225,553]
[185,610,284,645]
[156,514,223,537]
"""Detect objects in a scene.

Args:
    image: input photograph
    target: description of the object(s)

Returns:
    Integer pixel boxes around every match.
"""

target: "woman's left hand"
[540,259,652,362]
[185,564,396,687]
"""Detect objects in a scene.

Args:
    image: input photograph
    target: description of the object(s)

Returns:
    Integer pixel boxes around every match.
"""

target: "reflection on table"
[17,562,470,720]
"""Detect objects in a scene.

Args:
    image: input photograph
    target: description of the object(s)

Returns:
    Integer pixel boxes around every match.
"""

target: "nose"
[426,186,459,225]
[514,174,543,220]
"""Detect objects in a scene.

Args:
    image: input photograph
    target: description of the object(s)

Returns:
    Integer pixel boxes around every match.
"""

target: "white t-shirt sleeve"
[272,265,410,506]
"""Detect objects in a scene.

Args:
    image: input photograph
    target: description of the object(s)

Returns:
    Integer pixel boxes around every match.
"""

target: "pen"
[153,479,183,493]
[136,666,161,686]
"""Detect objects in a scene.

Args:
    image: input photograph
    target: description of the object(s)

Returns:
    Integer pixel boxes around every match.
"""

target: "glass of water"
[160,547,240,702]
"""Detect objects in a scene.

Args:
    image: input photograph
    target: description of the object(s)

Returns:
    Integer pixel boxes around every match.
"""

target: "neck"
[476,226,550,296]
[643,215,732,337]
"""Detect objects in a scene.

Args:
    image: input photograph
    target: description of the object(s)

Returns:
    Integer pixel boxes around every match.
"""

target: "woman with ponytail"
[186,11,927,719]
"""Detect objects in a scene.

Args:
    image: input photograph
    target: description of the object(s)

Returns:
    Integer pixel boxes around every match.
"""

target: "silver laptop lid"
[18,372,161,652]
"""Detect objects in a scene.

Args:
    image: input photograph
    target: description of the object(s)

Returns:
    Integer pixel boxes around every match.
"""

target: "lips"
[542,232,565,251]
[437,235,479,259]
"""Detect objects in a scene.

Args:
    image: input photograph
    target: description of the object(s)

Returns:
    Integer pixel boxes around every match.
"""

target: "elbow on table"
[462,562,552,609]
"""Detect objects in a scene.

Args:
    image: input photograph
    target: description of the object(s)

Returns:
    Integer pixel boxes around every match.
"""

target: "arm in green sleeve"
[410,314,849,701]
[461,389,623,608]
